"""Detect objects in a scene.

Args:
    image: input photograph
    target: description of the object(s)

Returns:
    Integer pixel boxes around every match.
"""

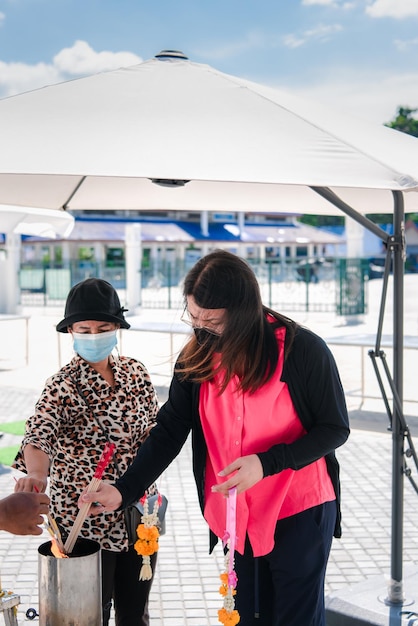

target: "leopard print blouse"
[14,354,159,552]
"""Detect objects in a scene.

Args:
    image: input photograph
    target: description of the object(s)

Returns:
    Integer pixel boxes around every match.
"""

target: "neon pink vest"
[200,326,335,557]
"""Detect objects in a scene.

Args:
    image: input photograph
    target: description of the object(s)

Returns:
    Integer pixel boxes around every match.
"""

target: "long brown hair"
[176,250,297,394]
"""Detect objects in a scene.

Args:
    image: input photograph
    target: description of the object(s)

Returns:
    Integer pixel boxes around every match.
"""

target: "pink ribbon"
[225,487,237,586]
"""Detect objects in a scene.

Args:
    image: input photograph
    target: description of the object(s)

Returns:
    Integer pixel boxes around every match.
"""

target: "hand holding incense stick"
[64,442,115,554]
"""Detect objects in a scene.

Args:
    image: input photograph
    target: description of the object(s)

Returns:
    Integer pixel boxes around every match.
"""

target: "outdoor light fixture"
[150,178,190,188]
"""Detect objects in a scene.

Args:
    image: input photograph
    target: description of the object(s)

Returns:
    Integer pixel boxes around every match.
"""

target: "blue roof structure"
[21,216,345,245]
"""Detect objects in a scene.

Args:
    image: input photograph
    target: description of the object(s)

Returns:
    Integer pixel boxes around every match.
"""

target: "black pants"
[101,546,157,626]
[233,501,336,626]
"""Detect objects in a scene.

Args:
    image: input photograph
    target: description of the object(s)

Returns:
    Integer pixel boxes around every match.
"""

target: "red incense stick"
[64,442,115,554]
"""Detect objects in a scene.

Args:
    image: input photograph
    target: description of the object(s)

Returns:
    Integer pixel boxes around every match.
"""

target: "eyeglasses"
[180,309,223,336]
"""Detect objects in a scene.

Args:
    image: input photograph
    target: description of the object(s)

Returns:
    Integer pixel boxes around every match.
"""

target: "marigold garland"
[218,545,240,625]
[133,494,161,580]
[218,607,240,626]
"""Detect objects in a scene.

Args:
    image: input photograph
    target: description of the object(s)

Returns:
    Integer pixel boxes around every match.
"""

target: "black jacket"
[116,325,350,546]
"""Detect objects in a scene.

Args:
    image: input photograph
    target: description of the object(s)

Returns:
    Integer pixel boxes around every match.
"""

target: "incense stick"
[46,514,65,554]
[64,443,115,555]
[29,482,66,553]
[47,513,65,553]
[64,477,101,553]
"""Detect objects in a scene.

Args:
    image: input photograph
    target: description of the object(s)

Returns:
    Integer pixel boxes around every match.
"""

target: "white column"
[200,211,209,237]
[93,242,105,266]
[237,211,245,237]
[0,233,21,313]
[125,224,142,314]
[346,216,366,258]
[61,241,71,266]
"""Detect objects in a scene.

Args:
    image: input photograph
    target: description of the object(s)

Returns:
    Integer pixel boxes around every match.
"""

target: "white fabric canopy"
[0,206,74,314]
[0,205,74,237]
[0,51,417,215]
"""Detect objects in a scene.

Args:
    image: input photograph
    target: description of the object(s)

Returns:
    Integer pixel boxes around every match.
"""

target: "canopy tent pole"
[389,192,405,601]
[311,186,409,604]
[311,187,391,242]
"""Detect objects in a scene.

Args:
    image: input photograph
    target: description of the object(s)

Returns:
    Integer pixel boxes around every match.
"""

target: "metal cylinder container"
[38,538,102,626]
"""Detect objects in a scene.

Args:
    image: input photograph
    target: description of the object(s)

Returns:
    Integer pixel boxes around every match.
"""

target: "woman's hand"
[211,454,263,496]
[17,444,49,494]
[78,482,123,515]
[14,473,48,494]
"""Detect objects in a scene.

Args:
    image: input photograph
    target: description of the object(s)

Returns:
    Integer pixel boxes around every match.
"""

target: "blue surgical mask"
[72,330,118,363]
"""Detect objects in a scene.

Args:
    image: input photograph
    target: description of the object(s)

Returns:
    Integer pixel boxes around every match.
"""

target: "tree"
[384,106,418,222]
[385,106,418,138]
[298,214,344,228]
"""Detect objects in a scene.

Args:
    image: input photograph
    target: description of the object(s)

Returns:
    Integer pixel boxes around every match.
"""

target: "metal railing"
[19,257,368,315]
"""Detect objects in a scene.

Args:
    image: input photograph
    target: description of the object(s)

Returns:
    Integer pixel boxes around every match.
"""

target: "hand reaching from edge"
[0,492,50,535]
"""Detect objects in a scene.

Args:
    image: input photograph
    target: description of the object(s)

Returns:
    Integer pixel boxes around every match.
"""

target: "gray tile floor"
[0,280,417,624]
[1,394,417,625]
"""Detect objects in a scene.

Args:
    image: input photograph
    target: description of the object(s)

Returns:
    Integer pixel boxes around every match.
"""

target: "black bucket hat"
[56,278,130,333]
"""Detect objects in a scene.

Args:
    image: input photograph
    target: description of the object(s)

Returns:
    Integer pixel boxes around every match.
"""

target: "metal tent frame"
[313,187,418,605]
[0,49,417,611]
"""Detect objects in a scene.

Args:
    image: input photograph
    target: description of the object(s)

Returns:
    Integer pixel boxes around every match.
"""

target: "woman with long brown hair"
[81,250,349,626]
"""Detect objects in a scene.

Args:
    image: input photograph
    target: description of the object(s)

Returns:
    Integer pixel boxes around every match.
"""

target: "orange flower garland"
[134,495,161,580]
[218,547,240,625]
[218,487,240,625]
[218,607,240,626]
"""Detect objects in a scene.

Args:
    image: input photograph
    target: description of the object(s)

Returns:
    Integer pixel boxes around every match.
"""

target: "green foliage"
[298,215,344,227]
[385,106,418,138]
[377,106,418,223]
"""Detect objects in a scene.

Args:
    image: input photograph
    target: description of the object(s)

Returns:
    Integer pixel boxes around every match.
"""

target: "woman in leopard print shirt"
[14,278,159,626]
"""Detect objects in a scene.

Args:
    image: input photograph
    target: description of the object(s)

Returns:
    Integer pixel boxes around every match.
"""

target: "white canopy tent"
[0,50,417,616]
[0,50,417,216]
[0,205,74,238]
[0,206,74,314]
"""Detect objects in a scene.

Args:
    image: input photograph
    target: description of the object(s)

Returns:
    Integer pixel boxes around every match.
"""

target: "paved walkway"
[0,276,417,624]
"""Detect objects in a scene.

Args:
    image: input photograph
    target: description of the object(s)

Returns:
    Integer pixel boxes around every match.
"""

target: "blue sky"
[0,0,417,124]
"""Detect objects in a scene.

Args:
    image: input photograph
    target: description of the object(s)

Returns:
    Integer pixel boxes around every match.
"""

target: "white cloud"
[394,37,418,51]
[302,0,338,6]
[302,0,356,7]
[366,0,418,18]
[281,69,418,124]
[53,40,142,76]
[195,32,265,60]
[0,11,5,25]
[0,40,143,98]
[282,23,343,48]
[197,23,344,60]
[282,34,306,49]
[0,61,61,97]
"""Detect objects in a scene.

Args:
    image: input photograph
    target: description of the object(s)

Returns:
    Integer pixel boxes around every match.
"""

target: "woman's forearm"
[14,444,50,493]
